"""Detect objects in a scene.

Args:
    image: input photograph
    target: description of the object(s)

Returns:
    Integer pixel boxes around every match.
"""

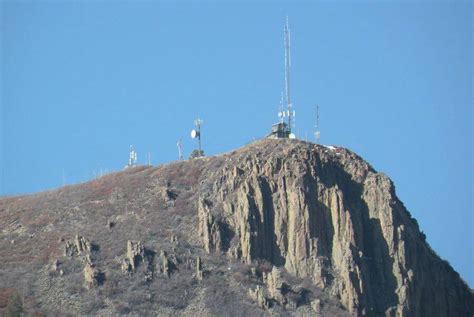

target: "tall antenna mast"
[315,105,321,144]
[128,145,137,167]
[284,17,294,134]
[194,118,202,153]
[191,118,204,157]
[176,139,183,160]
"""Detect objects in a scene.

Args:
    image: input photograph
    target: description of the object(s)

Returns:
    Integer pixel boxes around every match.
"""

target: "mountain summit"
[0,139,472,316]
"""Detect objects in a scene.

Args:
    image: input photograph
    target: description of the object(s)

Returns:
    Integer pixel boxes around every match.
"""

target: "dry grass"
[0,139,355,316]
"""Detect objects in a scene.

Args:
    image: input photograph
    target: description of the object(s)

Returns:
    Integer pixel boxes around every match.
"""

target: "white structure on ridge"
[315,105,321,144]
[284,16,295,136]
[176,139,183,160]
[269,17,296,139]
[128,145,138,167]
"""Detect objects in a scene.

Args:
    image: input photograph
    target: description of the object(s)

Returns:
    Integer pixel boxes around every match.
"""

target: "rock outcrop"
[196,256,203,281]
[1,138,472,316]
[249,285,270,310]
[64,235,91,257]
[122,240,153,280]
[122,240,145,274]
[83,260,103,289]
[198,139,474,317]
[158,250,172,278]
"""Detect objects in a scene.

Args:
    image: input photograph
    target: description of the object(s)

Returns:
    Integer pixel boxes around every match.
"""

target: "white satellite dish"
[191,129,199,139]
[289,133,296,139]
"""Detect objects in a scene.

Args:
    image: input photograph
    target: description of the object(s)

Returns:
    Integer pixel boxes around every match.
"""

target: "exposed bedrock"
[198,140,473,317]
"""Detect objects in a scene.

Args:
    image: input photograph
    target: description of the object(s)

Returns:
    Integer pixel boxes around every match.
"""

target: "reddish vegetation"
[0,288,16,309]
[0,139,471,316]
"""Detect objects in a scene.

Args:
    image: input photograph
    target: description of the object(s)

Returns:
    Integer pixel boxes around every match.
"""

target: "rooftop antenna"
[315,105,321,144]
[128,145,137,167]
[176,139,183,160]
[191,118,203,156]
[284,17,295,137]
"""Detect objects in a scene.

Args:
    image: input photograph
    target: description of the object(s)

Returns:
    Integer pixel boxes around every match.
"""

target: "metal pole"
[284,17,292,133]
[198,122,202,153]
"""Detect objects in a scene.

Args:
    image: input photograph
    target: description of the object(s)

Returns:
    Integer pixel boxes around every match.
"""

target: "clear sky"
[1,1,472,286]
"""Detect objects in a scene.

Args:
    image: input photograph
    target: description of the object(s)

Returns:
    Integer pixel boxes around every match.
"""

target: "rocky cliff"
[0,139,472,316]
[198,139,473,316]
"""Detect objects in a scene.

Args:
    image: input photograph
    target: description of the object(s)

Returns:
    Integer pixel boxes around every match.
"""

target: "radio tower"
[315,105,321,144]
[128,145,137,167]
[176,139,183,160]
[284,17,295,135]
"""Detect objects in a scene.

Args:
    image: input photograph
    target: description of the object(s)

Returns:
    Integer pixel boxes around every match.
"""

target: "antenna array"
[190,118,204,157]
[128,145,137,167]
[277,92,285,124]
[284,17,295,134]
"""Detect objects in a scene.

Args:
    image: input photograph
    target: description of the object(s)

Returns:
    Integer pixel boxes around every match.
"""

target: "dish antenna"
[191,118,203,155]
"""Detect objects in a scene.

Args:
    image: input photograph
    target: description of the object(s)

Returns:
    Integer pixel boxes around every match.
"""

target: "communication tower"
[278,92,285,124]
[315,105,321,144]
[190,118,204,157]
[176,139,183,160]
[268,18,296,140]
[128,145,137,167]
[284,17,296,136]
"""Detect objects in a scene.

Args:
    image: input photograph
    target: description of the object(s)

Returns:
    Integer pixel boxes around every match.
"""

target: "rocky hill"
[0,139,472,316]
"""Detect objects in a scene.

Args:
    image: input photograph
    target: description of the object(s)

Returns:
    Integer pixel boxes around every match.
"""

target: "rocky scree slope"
[0,139,472,316]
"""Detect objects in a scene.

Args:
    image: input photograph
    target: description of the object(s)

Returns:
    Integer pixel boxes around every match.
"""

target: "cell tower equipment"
[284,17,295,135]
[128,145,137,167]
[277,92,285,124]
[191,118,204,157]
[267,17,298,140]
[315,105,321,144]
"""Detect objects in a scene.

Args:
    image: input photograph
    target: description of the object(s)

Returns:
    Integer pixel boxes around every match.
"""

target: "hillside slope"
[0,139,472,316]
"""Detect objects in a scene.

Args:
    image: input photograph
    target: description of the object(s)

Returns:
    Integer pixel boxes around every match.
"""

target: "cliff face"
[0,139,472,316]
[198,139,473,316]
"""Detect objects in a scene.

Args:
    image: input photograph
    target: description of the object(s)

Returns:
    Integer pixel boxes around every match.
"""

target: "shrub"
[5,292,23,317]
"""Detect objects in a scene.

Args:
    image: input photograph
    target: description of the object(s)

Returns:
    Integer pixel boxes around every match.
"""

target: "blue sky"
[1,1,472,286]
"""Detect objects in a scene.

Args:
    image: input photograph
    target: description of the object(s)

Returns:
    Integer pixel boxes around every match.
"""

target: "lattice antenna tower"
[315,105,321,144]
[191,118,203,154]
[128,145,137,167]
[284,17,295,135]
[176,139,183,160]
